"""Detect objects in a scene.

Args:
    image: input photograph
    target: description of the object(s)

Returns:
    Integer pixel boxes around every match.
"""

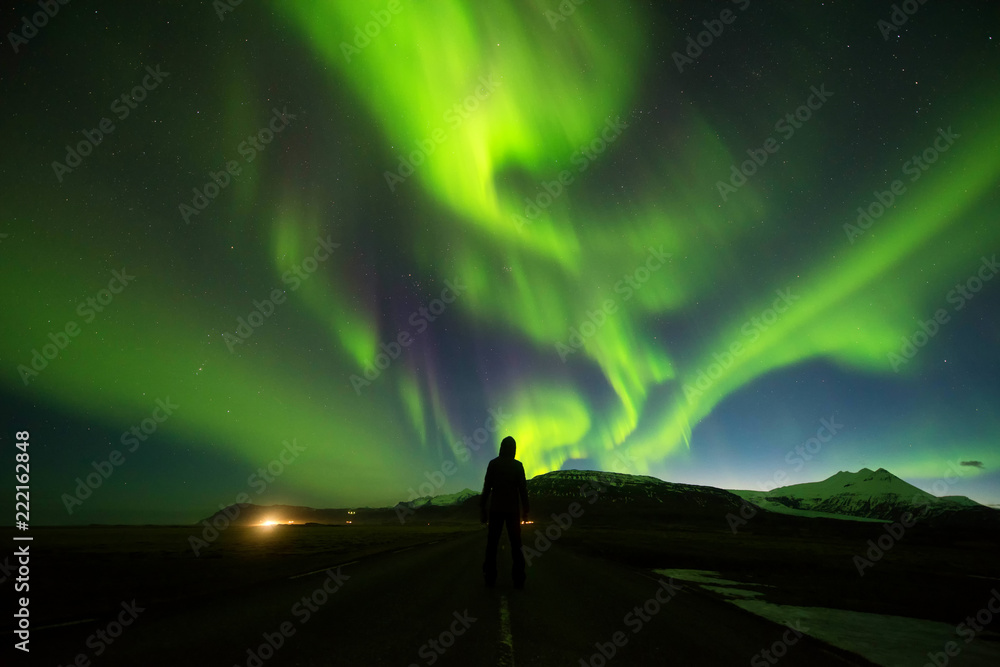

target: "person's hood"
[499,439,516,458]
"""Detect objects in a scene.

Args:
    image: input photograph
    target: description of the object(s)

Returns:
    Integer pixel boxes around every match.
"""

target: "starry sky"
[3,0,999,524]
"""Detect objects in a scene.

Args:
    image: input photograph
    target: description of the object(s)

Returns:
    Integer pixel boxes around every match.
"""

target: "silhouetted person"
[480,436,529,588]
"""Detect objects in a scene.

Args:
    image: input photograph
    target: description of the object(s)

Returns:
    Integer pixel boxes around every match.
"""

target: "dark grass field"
[544,521,1000,626]
[15,514,998,632]
[12,523,479,626]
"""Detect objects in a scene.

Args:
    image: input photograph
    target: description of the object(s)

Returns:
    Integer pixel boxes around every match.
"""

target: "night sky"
[3,0,999,524]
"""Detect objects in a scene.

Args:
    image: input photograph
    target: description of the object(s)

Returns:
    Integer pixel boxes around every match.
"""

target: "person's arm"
[518,462,529,520]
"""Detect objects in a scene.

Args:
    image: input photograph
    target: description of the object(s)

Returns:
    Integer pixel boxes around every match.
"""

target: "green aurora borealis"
[2,0,999,522]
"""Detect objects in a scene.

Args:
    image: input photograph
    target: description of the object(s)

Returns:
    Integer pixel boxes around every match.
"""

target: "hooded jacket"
[480,439,529,515]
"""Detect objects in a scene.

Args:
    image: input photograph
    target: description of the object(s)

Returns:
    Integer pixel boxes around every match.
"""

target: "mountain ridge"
[198,467,996,528]
[731,467,987,522]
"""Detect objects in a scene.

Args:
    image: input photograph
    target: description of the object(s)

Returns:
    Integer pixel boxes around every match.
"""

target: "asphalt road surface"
[25,527,874,666]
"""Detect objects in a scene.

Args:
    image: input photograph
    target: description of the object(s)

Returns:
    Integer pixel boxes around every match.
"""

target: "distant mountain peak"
[731,466,995,523]
[833,467,897,481]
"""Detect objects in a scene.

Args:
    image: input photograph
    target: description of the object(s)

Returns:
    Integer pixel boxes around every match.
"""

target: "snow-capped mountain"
[199,468,995,529]
[524,469,749,523]
[397,488,478,509]
[732,467,988,522]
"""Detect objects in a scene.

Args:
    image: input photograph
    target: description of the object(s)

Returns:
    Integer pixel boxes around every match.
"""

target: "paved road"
[27,527,872,666]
